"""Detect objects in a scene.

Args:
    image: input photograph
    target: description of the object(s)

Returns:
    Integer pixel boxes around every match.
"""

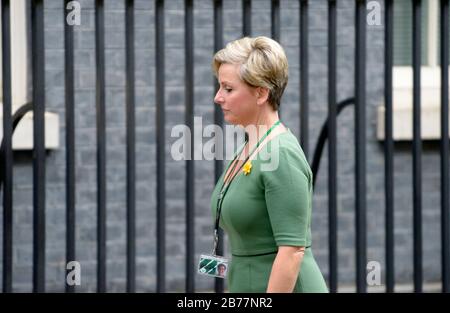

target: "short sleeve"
[262,146,312,247]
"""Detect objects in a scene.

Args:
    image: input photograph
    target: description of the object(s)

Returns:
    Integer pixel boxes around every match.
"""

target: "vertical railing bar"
[440,0,450,294]
[243,0,251,37]
[125,0,136,293]
[95,0,107,293]
[271,0,280,42]
[384,0,395,294]
[31,0,46,293]
[64,0,76,293]
[155,0,166,293]
[327,0,338,294]
[213,0,224,293]
[412,0,423,293]
[355,0,367,293]
[1,0,13,294]
[300,0,309,160]
[185,0,195,293]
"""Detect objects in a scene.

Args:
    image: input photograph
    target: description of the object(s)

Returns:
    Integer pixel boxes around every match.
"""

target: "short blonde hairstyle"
[212,36,288,111]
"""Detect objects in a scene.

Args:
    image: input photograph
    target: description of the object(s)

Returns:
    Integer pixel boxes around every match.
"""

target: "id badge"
[197,254,229,279]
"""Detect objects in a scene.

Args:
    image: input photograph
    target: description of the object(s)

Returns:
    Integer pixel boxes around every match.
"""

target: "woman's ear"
[256,87,270,106]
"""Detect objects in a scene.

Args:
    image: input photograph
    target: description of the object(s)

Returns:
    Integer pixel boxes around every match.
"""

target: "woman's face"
[214,63,259,126]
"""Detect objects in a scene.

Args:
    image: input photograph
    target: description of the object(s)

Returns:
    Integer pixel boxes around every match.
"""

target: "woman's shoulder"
[274,129,309,166]
[258,129,312,183]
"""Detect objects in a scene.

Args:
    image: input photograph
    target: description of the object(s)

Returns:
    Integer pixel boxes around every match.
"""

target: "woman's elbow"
[278,246,306,260]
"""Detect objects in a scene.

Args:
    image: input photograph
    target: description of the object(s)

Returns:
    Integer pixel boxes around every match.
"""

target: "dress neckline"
[222,128,292,187]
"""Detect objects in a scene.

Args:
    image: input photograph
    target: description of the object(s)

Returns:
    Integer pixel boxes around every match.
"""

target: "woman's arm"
[266,246,305,293]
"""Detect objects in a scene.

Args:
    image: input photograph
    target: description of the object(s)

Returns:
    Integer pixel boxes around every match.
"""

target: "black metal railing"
[384,0,394,293]
[412,0,423,293]
[355,0,367,293]
[327,0,338,293]
[95,0,106,293]
[185,0,195,294]
[125,0,136,293]
[31,0,46,293]
[1,0,449,294]
[1,0,13,293]
[213,0,224,294]
[155,0,166,293]
[440,0,450,293]
[64,0,76,295]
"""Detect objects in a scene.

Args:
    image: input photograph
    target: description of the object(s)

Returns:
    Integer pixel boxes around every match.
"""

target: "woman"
[209,36,328,293]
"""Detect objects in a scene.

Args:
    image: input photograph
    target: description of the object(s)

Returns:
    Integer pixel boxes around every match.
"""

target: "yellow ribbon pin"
[243,161,252,175]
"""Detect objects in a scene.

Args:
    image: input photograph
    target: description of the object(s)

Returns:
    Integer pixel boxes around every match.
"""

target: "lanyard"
[212,120,281,255]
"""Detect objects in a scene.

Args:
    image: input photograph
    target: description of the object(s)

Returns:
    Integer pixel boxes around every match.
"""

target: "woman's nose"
[214,90,224,105]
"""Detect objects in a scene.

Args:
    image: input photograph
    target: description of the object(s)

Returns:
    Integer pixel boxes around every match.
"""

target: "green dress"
[210,128,328,293]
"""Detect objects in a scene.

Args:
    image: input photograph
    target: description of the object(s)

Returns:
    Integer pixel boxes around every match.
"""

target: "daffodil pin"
[243,161,252,175]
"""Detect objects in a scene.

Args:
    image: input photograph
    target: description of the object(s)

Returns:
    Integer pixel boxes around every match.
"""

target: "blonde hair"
[212,36,288,111]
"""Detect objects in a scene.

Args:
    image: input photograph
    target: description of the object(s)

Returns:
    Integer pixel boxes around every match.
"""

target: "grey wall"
[0,0,445,292]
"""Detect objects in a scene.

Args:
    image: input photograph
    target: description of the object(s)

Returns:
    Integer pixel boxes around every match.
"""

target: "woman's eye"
[224,88,232,93]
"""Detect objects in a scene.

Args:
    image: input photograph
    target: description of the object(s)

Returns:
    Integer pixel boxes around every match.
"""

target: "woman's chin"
[223,113,237,125]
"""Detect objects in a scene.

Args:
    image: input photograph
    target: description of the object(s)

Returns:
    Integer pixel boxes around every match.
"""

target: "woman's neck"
[255,110,280,130]
[244,109,280,149]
